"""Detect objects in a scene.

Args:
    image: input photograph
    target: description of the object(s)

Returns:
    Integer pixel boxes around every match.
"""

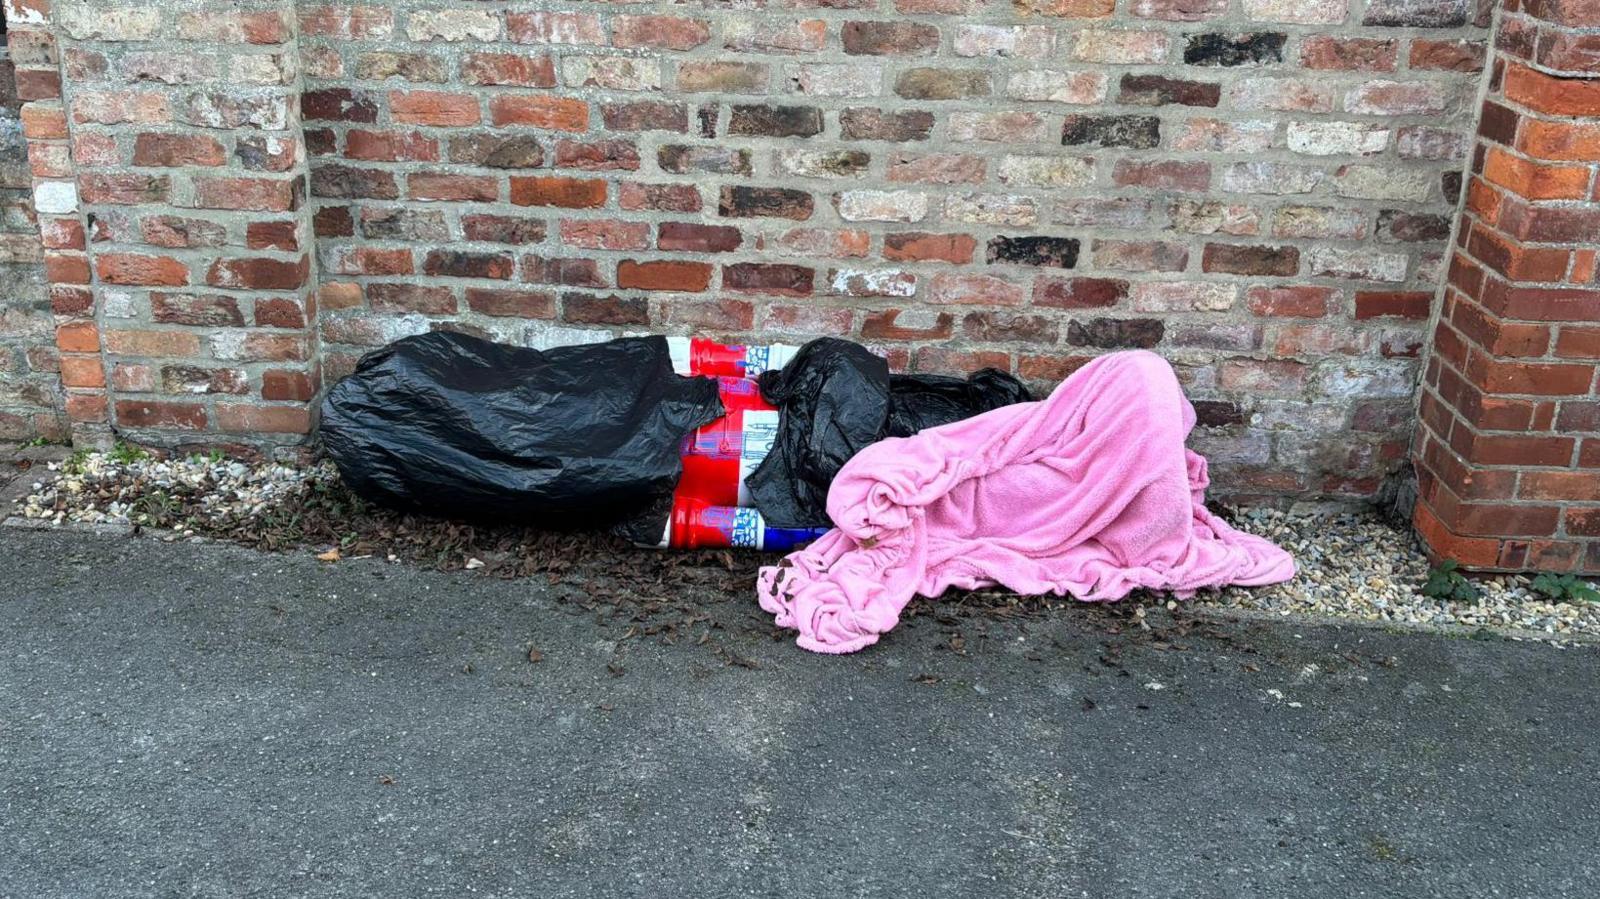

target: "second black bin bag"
[747,338,1032,529]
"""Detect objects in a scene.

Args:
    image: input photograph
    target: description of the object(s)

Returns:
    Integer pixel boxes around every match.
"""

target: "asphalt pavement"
[2,527,1597,898]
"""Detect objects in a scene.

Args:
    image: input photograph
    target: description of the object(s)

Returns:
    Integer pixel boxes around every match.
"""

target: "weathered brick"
[725,19,828,54]
[462,214,548,245]
[895,68,991,100]
[1119,74,1221,106]
[97,253,189,287]
[80,173,169,205]
[659,145,752,175]
[391,91,480,126]
[563,293,648,326]
[862,309,954,340]
[783,149,873,178]
[408,173,497,203]
[884,232,978,264]
[1184,33,1286,66]
[831,269,917,298]
[461,53,557,88]
[840,108,934,141]
[677,61,769,94]
[1093,240,1190,272]
[356,51,448,83]
[1363,0,1467,27]
[954,25,1055,58]
[1034,277,1129,308]
[843,22,941,56]
[1067,318,1165,348]
[724,263,815,296]
[1062,114,1160,148]
[346,130,438,163]
[886,153,983,184]
[1300,37,1399,70]
[986,236,1080,268]
[422,250,514,280]
[835,190,929,222]
[489,96,588,131]
[555,140,640,171]
[310,164,398,200]
[618,183,702,213]
[1114,160,1211,191]
[1247,286,1331,317]
[612,15,711,51]
[116,400,208,430]
[719,186,815,220]
[562,57,662,93]
[927,273,1027,305]
[207,256,309,291]
[505,12,604,45]
[151,293,244,327]
[602,102,688,133]
[728,105,823,138]
[1005,70,1108,103]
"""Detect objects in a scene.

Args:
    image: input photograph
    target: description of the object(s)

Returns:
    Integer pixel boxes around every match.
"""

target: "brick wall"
[0,13,65,442]
[1413,0,1600,572]
[4,0,1495,502]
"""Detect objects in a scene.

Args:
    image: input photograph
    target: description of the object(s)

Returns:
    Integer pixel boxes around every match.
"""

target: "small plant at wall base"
[1529,574,1600,605]
[1422,561,1481,603]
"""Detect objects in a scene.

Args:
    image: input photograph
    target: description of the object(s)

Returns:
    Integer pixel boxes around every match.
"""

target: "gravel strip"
[13,450,1600,641]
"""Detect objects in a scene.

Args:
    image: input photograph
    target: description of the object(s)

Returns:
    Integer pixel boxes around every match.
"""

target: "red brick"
[1521,472,1600,501]
[55,322,100,354]
[407,173,498,202]
[460,53,557,88]
[97,253,188,287]
[1517,118,1600,162]
[914,347,1010,375]
[1356,290,1433,319]
[465,288,556,318]
[151,293,244,327]
[1482,147,1592,200]
[116,400,208,431]
[58,355,105,389]
[927,273,1026,305]
[79,173,169,205]
[1033,277,1128,309]
[489,96,589,131]
[216,404,311,434]
[46,252,92,285]
[510,176,607,209]
[1300,37,1398,71]
[369,284,456,315]
[21,103,68,140]
[261,369,317,402]
[617,260,713,292]
[861,309,954,340]
[132,133,225,167]
[345,129,439,162]
[104,330,202,358]
[206,256,310,291]
[254,298,306,329]
[618,183,701,213]
[1113,159,1210,191]
[194,177,299,212]
[658,222,742,253]
[1555,326,1600,359]
[612,15,711,50]
[661,298,754,330]
[1246,286,1330,317]
[65,393,109,424]
[723,262,814,296]
[561,219,651,251]
[1409,39,1484,72]
[243,220,298,252]
[389,91,480,126]
[882,232,976,264]
[1503,62,1600,117]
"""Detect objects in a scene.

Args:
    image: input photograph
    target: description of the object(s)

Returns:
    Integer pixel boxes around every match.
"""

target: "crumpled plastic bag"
[746,338,1031,528]
[320,332,723,529]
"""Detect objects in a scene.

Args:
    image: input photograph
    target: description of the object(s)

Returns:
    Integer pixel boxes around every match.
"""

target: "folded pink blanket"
[756,350,1296,654]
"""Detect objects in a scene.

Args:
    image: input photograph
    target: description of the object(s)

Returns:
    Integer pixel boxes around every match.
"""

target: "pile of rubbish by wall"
[320,333,1295,653]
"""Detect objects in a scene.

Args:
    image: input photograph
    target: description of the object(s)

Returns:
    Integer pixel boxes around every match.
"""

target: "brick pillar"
[2,0,318,450]
[1414,0,1600,572]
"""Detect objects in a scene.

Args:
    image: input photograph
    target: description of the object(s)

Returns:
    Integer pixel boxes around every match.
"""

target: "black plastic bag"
[320,332,722,528]
[888,369,1035,436]
[747,338,1031,528]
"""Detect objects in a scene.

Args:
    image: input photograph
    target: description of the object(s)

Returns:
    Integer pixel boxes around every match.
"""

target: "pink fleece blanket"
[756,350,1296,654]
